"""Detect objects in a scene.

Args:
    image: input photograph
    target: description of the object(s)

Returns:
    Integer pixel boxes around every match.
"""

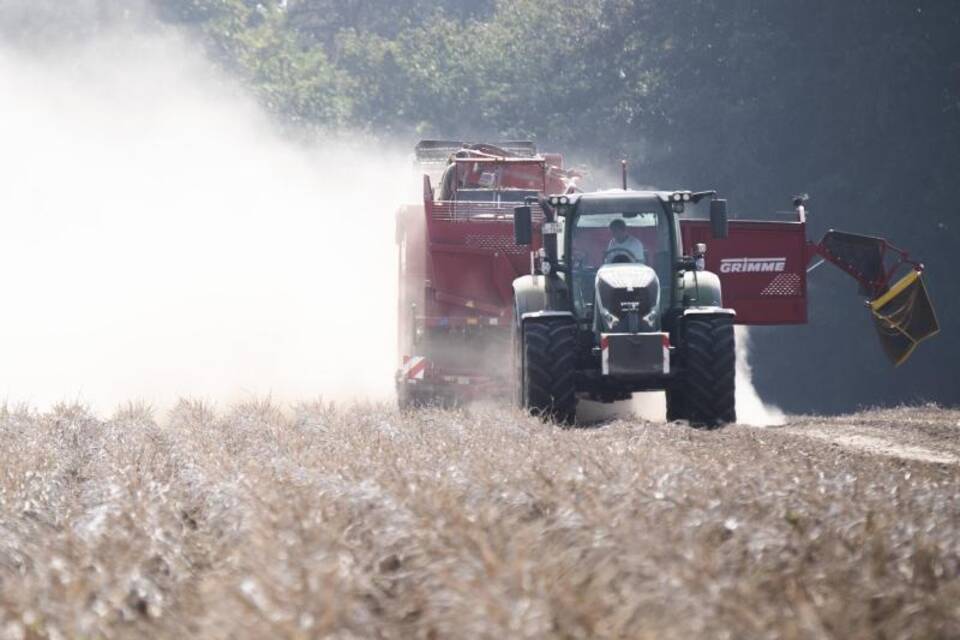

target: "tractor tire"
[679,316,736,428]
[520,318,577,425]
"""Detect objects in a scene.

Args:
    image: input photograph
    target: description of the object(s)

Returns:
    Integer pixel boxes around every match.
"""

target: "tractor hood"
[594,263,660,332]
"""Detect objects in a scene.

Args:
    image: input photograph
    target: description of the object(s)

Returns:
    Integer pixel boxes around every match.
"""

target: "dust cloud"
[0,5,786,422]
[626,327,785,426]
[0,14,411,412]
[733,326,786,426]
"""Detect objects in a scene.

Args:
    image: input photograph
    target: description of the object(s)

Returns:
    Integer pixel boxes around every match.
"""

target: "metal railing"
[428,200,545,222]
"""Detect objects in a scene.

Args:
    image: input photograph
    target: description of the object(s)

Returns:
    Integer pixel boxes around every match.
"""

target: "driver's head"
[609,219,628,242]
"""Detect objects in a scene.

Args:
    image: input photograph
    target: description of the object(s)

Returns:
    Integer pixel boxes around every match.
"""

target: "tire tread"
[681,316,736,428]
[522,318,578,425]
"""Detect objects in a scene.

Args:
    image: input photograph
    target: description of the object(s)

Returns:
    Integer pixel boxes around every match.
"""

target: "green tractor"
[511,190,737,427]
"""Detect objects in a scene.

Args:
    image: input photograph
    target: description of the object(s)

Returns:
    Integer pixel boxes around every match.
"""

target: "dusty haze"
[0,17,412,412]
[0,4,784,425]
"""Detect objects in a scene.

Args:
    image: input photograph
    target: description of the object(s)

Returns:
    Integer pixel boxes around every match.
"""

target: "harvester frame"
[395,141,575,407]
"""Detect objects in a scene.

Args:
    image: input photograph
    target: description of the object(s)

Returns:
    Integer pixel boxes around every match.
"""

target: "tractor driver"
[606,219,645,264]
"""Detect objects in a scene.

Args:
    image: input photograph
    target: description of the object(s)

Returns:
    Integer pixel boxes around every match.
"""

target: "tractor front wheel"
[678,315,736,428]
[519,318,577,425]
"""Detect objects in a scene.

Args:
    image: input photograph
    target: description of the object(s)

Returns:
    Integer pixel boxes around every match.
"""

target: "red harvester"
[396,141,938,424]
[395,140,575,406]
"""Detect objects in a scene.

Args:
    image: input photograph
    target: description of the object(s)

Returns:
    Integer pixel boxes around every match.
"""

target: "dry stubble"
[0,401,958,639]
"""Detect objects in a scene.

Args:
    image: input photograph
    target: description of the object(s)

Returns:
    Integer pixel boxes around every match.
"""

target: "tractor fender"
[681,270,725,309]
[513,274,574,326]
[521,310,576,324]
[512,275,550,319]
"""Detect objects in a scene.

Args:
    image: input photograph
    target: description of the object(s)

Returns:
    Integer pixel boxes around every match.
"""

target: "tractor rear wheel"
[520,318,577,425]
[679,316,736,428]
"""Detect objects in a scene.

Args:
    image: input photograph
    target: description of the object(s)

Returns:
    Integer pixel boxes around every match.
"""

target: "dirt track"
[0,401,958,639]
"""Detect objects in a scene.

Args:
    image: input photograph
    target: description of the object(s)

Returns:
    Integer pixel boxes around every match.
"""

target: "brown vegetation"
[0,401,958,639]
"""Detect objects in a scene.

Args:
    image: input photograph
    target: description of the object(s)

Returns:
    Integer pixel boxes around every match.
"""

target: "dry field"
[0,401,958,639]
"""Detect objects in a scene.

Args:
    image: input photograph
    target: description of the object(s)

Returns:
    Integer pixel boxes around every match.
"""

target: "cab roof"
[552,189,714,214]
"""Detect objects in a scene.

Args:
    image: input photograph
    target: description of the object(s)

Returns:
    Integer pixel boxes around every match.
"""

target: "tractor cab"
[518,190,728,334]
[558,192,680,330]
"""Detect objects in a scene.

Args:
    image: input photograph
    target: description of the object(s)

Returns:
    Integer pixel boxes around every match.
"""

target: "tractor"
[510,188,938,426]
[511,190,738,426]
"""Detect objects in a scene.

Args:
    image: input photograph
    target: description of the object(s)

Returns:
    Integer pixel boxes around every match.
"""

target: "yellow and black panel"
[869,270,939,366]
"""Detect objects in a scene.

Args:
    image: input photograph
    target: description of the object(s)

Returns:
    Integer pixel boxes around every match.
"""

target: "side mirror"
[710,199,729,239]
[514,205,532,245]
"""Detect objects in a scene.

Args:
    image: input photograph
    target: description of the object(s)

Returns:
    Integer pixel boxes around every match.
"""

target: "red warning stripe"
[401,355,427,380]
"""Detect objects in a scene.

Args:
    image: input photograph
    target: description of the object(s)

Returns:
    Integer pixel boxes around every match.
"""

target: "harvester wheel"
[398,385,450,410]
[397,384,424,410]
[680,316,736,428]
[521,318,577,425]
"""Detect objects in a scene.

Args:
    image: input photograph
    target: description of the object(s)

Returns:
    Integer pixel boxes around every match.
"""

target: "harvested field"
[1,401,958,639]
